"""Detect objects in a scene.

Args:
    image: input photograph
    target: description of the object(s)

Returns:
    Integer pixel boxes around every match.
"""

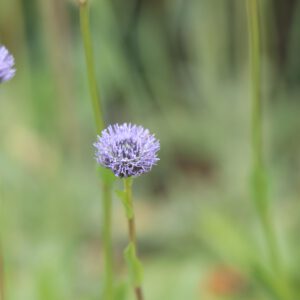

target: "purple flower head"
[0,46,16,83]
[94,123,160,178]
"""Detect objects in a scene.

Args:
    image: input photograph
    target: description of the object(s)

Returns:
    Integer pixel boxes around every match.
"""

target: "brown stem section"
[134,286,144,300]
[128,218,136,245]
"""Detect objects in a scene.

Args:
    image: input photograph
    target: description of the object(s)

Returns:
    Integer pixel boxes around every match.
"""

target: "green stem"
[124,178,144,300]
[246,0,292,298]
[79,2,113,299]
[102,180,114,299]
[79,0,104,133]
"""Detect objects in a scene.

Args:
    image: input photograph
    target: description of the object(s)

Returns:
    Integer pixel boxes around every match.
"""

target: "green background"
[1,0,300,299]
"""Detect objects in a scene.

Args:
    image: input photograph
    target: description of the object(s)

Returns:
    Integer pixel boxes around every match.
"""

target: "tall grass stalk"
[79,1,114,299]
[246,0,293,298]
[79,0,104,132]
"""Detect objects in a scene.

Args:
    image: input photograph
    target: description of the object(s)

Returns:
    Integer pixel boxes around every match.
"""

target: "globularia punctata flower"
[94,123,160,178]
[0,46,16,83]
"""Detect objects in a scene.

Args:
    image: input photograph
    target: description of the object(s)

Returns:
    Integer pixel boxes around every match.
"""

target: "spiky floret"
[94,123,160,178]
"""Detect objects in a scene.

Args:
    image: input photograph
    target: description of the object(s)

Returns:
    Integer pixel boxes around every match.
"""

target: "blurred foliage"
[1,0,300,299]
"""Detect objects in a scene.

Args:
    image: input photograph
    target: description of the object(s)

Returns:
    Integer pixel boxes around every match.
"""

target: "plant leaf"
[124,242,144,286]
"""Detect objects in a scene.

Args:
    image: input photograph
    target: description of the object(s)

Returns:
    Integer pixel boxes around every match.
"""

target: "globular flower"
[94,123,160,178]
[0,46,16,83]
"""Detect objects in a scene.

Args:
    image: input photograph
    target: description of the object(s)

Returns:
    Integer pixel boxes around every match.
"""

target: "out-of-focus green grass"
[1,0,300,299]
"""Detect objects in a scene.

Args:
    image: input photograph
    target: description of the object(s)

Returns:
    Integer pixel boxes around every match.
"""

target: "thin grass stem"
[79,1,114,299]
[79,0,104,133]
[246,0,293,298]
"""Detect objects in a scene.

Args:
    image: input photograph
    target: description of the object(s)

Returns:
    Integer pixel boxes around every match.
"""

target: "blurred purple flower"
[94,123,160,178]
[0,46,16,83]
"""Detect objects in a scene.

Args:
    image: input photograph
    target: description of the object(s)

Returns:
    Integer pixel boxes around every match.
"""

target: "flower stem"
[102,179,114,299]
[246,0,293,298]
[79,2,114,299]
[123,178,144,300]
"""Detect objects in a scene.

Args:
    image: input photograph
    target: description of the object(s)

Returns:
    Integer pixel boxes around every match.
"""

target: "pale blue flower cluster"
[94,123,160,178]
[0,46,15,83]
